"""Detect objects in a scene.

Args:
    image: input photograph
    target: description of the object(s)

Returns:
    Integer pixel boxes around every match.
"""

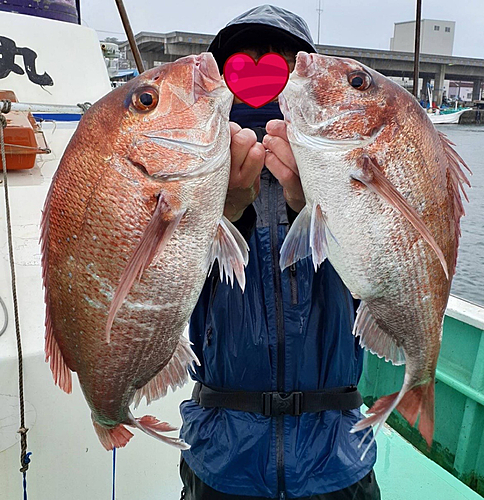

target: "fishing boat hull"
[429,108,472,124]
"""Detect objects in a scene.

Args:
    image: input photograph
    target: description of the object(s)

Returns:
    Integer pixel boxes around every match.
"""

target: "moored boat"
[428,108,473,124]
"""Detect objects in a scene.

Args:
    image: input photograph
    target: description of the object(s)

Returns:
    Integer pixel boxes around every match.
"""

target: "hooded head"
[208,5,316,73]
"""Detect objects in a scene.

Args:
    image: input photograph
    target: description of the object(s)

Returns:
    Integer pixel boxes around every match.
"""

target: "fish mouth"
[282,78,378,151]
[194,52,228,99]
[128,146,227,182]
[196,53,221,82]
[294,52,318,78]
[144,108,223,153]
[140,112,229,181]
[278,93,291,123]
[288,107,382,152]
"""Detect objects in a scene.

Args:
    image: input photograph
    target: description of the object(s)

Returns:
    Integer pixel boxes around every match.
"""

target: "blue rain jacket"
[180,125,377,499]
[180,6,376,498]
[180,164,377,496]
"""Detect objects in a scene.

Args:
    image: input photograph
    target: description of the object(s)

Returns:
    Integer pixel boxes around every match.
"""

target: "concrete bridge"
[118,31,484,106]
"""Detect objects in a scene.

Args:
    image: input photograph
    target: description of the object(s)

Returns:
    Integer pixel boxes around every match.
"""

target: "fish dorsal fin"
[106,195,186,343]
[351,154,449,280]
[206,216,249,291]
[41,180,73,392]
[438,132,471,275]
[133,335,200,408]
[353,302,406,365]
[280,205,312,270]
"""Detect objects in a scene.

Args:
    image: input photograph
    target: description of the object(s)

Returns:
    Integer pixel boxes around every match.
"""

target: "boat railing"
[360,293,484,496]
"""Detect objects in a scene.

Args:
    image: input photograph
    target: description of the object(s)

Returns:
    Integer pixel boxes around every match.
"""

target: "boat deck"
[373,413,482,500]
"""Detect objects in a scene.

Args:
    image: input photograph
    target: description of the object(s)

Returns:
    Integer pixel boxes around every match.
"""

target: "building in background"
[111,29,483,107]
[390,19,455,56]
[448,81,478,102]
[117,32,213,71]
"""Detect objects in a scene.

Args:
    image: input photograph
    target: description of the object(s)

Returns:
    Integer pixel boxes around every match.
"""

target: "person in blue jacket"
[179,5,381,499]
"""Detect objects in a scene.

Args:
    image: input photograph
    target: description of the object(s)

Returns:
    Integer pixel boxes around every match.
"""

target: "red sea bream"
[279,52,470,458]
[41,53,247,450]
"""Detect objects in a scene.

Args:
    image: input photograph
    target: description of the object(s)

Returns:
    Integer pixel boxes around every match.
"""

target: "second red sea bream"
[279,52,470,458]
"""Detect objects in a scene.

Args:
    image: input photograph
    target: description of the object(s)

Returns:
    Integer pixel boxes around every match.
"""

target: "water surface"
[437,124,484,307]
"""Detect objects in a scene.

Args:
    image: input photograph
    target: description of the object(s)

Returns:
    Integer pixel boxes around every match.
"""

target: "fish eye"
[131,87,159,112]
[348,71,372,91]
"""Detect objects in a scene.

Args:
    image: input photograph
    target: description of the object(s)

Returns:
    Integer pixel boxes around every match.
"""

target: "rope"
[112,447,117,500]
[21,453,31,500]
[0,295,8,337]
[1,99,12,114]
[2,143,50,152]
[0,110,30,482]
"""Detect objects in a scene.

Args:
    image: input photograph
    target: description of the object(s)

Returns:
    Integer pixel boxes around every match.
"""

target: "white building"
[390,19,455,56]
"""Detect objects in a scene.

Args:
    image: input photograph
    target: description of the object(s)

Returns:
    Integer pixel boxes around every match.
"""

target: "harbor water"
[436,124,484,307]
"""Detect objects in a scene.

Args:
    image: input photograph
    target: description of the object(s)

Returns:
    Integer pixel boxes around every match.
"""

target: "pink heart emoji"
[223,53,290,108]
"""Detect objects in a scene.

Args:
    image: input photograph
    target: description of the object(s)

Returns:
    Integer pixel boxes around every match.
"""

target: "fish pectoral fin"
[133,336,200,408]
[281,204,330,271]
[351,154,449,280]
[106,195,186,343]
[206,216,249,291]
[353,302,406,365]
[280,205,312,270]
[310,204,330,271]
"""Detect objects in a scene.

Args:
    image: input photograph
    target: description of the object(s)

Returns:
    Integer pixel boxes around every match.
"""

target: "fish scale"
[279,52,470,459]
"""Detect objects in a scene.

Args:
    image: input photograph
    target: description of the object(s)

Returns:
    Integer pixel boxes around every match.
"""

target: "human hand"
[224,122,265,222]
[263,119,306,213]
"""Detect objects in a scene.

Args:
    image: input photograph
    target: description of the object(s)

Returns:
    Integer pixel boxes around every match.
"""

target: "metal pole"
[114,0,145,74]
[9,103,87,114]
[317,0,322,45]
[412,0,422,98]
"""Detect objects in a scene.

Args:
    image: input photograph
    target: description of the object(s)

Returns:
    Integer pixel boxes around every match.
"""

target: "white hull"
[429,108,472,124]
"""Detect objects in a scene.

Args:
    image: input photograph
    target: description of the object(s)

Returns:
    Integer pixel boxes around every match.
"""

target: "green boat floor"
[374,422,482,499]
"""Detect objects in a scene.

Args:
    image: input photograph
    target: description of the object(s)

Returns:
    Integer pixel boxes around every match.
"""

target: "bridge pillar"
[433,64,446,107]
[421,75,431,103]
[472,79,482,101]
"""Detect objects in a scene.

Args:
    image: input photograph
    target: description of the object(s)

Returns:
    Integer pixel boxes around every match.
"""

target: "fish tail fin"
[351,390,404,461]
[128,414,190,450]
[352,381,435,460]
[396,380,435,447]
[92,419,134,451]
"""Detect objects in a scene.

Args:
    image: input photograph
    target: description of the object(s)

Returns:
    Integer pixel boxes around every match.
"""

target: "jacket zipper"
[269,176,286,497]
[205,275,219,347]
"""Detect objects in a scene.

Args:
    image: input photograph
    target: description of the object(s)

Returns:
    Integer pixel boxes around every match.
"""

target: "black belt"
[192,382,362,417]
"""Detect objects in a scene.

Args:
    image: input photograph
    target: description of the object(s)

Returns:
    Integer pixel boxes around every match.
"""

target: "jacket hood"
[208,4,316,73]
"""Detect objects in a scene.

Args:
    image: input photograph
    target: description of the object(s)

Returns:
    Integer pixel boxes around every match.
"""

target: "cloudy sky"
[80,0,484,59]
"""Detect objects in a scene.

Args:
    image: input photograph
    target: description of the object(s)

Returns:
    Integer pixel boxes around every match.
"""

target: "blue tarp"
[111,69,139,80]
